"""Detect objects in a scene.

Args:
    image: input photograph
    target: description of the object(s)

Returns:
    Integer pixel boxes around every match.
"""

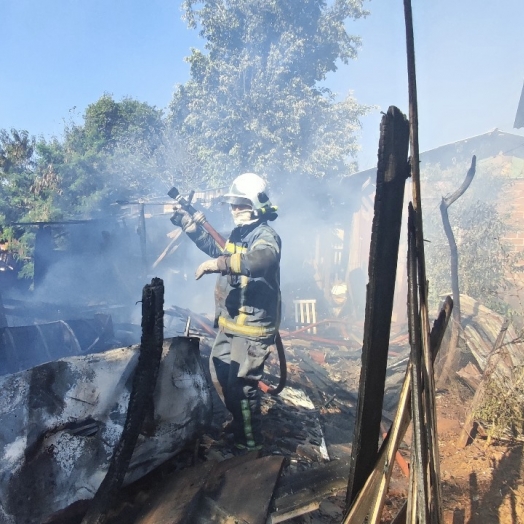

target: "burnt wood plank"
[133,460,216,524]
[270,459,350,523]
[134,453,262,524]
[82,278,165,524]
[196,455,284,524]
[346,106,410,504]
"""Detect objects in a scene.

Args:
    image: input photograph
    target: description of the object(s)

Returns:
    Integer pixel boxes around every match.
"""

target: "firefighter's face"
[231,204,253,225]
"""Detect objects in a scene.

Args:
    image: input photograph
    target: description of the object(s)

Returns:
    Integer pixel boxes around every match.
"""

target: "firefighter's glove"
[170,204,197,234]
[195,256,228,280]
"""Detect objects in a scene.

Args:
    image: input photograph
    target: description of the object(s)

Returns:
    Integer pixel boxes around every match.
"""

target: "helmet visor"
[222,195,252,207]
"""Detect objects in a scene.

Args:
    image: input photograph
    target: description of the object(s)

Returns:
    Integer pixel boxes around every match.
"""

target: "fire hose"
[169,186,287,395]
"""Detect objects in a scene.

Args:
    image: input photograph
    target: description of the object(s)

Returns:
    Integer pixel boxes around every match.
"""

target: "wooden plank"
[456,362,482,391]
[343,297,452,523]
[270,501,320,523]
[196,455,284,524]
[270,459,350,523]
[368,369,412,524]
[458,319,510,447]
[135,453,263,524]
[406,206,430,523]
[134,461,216,524]
[343,366,412,524]
[204,449,261,483]
[152,229,183,268]
[346,106,410,505]
[403,0,444,519]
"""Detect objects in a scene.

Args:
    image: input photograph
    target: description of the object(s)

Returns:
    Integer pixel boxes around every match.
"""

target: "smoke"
[1,112,371,372]
[266,171,369,328]
[101,126,209,206]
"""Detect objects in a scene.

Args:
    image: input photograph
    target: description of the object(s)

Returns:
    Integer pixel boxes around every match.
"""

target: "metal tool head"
[168,187,180,200]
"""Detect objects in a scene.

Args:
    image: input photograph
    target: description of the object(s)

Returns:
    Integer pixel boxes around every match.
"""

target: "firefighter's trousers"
[209,330,272,448]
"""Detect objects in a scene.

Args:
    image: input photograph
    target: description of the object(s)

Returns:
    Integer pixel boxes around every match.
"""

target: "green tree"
[38,94,170,215]
[1,96,178,279]
[169,0,369,188]
[0,129,62,277]
[0,129,37,224]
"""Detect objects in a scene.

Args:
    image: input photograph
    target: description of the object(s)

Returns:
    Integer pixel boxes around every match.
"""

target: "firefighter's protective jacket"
[187,220,281,339]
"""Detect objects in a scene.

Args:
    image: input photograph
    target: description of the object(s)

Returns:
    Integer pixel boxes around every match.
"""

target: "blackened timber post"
[346,106,410,506]
[81,278,164,524]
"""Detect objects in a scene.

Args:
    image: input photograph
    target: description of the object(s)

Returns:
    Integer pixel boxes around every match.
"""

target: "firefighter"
[172,173,281,450]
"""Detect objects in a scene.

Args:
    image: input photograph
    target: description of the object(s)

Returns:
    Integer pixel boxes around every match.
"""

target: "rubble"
[0,337,212,524]
[27,296,408,524]
[2,292,401,524]
[0,314,117,376]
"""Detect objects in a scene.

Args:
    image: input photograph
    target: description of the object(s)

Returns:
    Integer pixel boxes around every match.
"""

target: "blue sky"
[2,0,523,170]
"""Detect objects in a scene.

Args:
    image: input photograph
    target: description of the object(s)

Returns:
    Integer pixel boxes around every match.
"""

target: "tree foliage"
[0,96,184,278]
[170,0,369,188]
[423,158,522,316]
[1,1,373,279]
[0,129,61,274]
[36,94,170,215]
[0,129,38,224]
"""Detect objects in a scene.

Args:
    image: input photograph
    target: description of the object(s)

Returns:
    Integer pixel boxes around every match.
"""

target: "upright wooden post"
[82,278,164,524]
[437,156,477,386]
[346,106,410,505]
[403,0,443,520]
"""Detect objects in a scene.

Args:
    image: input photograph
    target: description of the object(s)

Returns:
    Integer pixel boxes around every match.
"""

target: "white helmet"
[222,173,271,211]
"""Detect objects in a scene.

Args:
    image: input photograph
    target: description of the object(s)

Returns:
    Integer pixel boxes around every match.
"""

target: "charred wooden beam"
[407,204,430,522]
[403,0,443,519]
[346,106,410,505]
[81,278,164,524]
[343,296,452,523]
[437,156,476,386]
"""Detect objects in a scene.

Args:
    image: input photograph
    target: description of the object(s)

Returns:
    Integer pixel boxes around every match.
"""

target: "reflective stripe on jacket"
[187,220,281,339]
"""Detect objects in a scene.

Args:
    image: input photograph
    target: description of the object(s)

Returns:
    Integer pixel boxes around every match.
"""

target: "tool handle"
[202,222,226,249]
[169,186,226,248]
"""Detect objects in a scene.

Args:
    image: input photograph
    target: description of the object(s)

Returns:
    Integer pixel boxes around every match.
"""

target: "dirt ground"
[433,382,524,524]
[231,334,524,524]
[284,380,524,524]
[380,381,524,524]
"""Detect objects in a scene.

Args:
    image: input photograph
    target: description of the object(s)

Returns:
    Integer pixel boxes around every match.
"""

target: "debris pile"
[444,294,524,446]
